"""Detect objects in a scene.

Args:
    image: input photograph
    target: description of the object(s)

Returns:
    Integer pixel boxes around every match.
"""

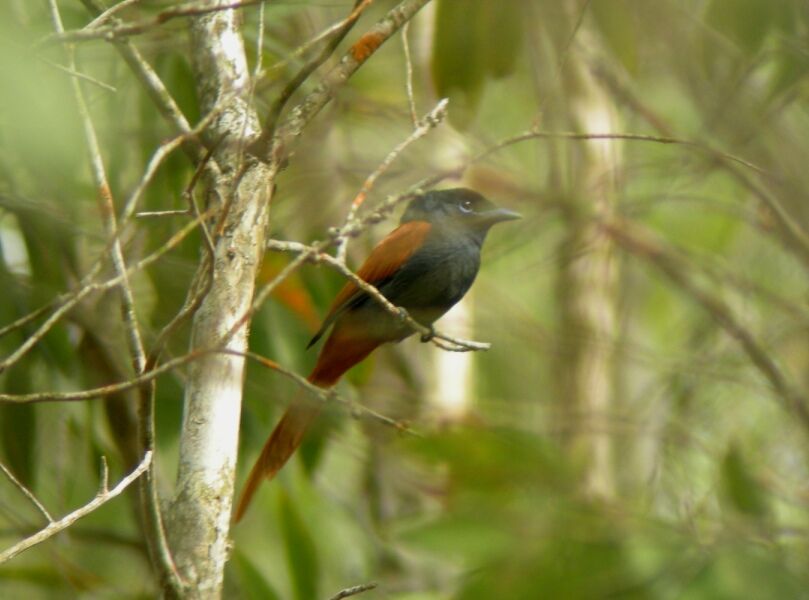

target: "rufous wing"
[307,220,432,348]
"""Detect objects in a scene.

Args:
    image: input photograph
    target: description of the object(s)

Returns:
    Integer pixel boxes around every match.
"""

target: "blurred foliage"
[1,0,809,598]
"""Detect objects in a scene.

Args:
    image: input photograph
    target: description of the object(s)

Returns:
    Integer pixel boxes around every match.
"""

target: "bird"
[234,188,520,521]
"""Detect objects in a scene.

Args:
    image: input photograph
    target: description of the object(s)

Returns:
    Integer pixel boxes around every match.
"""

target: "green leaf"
[0,392,36,488]
[231,550,283,600]
[432,0,487,128]
[278,490,320,600]
[400,515,512,565]
[482,0,524,79]
[705,0,780,55]
[719,444,768,519]
[591,0,638,74]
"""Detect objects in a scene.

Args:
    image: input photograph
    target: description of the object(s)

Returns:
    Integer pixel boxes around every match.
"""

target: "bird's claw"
[420,327,435,343]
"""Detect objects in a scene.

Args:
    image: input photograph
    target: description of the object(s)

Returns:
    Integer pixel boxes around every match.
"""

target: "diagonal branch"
[259,0,432,162]
[604,218,809,432]
[0,452,152,564]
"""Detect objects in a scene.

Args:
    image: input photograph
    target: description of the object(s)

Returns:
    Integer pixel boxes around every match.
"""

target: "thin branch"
[337,98,448,262]
[417,128,809,266]
[471,130,770,176]
[0,461,53,523]
[118,95,230,229]
[264,0,432,162]
[258,0,373,150]
[85,0,144,29]
[0,451,152,564]
[39,56,117,92]
[603,218,809,431]
[328,582,379,600]
[78,0,216,168]
[136,210,191,218]
[268,239,491,352]
[227,350,416,434]
[0,353,203,405]
[48,0,147,377]
[0,207,215,374]
[401,21,418,127]
[42,0,268,45]
[259,0,373,80]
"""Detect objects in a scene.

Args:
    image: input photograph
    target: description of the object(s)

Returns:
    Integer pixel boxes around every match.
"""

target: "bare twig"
[0,451,152,564]
[0,204,216,374]
[336,98,449,262]
[136,210,191,218]
[85,0,144,29]
[328,582,379,600]
[604,218,809,431]
[0,461,53,523]
[257,0,374,151]
[42,0,268,45]
[0,351,205,405]
[259,0,373,79]
[226,351,416,434]
[119,96,230,229]
[265,0,432,163]
[48,0,146,377]
[401,21,418,127]
[78,0,217,168]
[39,56,117,92]
[470,130,769,176]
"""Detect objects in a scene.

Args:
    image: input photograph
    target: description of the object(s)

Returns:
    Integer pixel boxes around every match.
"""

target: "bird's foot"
[420,326,435,343]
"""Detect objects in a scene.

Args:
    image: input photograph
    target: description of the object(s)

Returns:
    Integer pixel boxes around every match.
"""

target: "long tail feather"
[235,332,379,522]
[233,402,320,522]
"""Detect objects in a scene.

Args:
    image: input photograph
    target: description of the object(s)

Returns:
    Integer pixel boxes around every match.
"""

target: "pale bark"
[557,39,621,500]
[430,297,474,419]
[166,4,273,597]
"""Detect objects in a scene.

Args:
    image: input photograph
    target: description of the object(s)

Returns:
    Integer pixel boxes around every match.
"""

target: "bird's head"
[401,188,521,239]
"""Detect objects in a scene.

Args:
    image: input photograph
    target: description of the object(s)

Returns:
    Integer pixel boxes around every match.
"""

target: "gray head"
[401,188,521,238]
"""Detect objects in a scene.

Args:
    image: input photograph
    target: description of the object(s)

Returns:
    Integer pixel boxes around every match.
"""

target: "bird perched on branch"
[235,188,520,521]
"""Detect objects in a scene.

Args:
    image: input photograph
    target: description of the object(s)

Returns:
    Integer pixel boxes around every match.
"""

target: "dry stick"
[47,0,147,376]
[336,98,448,262]
[0,353,204,405]
[0,96,222,369]
[136,210,190,218]
[266,0,432,163]
[268,240,490,352]
[604,219,809,432]
[257,0,373,152]
[224,350,416,434]
[472,130,770,176]
[118,97,229,229]
[464,129,809,268]
[39,56,117,92]
[328,582,379,600]
[85,0,144,29]
[41,0,269,45]
[258,0,374,82]
[0,344,413,436]
[0,452,152,565]
[0,461,53,523]
[0,212,206,355]
[401,21,418,127]
[79,0,216,169]
[337,98,449,261]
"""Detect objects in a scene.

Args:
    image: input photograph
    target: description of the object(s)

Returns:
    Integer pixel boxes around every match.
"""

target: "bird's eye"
[458,199,474,213]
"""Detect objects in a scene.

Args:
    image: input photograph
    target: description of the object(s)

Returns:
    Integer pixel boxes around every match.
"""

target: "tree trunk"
[166,5,274,597]
[556,37,621,500]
